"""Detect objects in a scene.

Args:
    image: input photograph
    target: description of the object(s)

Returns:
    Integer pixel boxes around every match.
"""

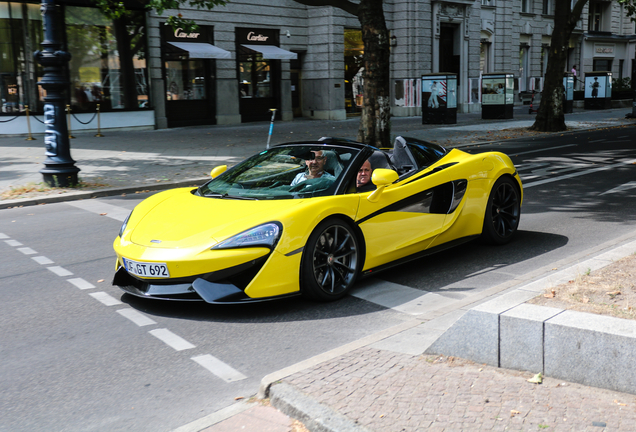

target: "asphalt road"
[1,125,635,432]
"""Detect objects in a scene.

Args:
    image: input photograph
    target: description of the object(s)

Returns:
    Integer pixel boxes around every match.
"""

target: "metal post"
[95,103,104,137]
[34,0,80,187]
[266,108,277,149]
[25,105,36,140]
[66,104,75,139]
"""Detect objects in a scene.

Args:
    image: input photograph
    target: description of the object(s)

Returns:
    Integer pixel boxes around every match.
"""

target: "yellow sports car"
[113,136,522,303]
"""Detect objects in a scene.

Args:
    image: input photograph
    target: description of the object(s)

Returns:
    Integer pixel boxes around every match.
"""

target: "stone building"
[0,0,634,134]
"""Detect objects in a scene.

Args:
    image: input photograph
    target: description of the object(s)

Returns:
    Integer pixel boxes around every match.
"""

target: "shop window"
[0,2,43,114]
[238,47,272,99]
[165,60,206,100]
[344,28,363,114]
[65,6,147,112]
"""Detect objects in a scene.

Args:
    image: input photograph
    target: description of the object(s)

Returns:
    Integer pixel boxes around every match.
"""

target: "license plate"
[123,258,170,278]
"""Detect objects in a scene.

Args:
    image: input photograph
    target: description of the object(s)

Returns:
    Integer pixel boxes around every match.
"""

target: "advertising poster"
[585,75,606,99]
[422,77,447,110]
[482,77,506,105]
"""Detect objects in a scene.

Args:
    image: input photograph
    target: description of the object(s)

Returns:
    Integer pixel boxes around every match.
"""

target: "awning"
[241,44,298,60]
[167,42,232,59]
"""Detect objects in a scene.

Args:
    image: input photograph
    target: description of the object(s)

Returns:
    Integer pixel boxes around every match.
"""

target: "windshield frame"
[197,142,369,200]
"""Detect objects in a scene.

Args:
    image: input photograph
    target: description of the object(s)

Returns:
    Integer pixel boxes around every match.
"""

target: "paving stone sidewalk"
[283,346,636,432]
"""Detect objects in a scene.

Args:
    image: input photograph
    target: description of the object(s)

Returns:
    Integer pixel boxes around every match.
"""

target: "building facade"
[1,0,634,134]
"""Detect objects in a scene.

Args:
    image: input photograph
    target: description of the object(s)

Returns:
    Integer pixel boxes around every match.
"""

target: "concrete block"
[545,310,636,394]
[424,309,499,366]
[500,304,563,372]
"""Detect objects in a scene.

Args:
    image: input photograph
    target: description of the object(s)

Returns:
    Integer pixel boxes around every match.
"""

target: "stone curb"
[0,177,209,210]
[425,237,636,395]
[269,382,372,432]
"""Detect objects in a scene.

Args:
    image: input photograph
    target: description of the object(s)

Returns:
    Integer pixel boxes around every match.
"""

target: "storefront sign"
[174,28,201,39]
[594,44,614,56]
[247,32,269,42]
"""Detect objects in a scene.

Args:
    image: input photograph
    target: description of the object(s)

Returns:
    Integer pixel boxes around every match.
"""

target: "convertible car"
[113,136,522,303]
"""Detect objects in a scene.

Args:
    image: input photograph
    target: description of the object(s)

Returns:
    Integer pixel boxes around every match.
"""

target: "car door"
[355,166,454,271]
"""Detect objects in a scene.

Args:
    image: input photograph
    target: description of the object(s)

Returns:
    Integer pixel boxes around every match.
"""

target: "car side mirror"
[210,165,227,179]
[367,169,398,203]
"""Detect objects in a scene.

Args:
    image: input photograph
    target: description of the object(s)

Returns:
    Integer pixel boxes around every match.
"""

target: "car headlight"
[212,222,282,250]
[118,212,132,238]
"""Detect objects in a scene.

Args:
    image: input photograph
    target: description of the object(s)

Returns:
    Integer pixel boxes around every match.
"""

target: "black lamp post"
[34,0,80,187]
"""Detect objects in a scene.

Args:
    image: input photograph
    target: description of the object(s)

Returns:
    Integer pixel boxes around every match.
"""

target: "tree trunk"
[356,0,391,147]
[531,0,588,132]
[293,0,392,147]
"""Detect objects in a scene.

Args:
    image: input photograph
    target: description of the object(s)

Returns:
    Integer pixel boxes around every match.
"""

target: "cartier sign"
[247,32,269,42]
[174,28,200,39]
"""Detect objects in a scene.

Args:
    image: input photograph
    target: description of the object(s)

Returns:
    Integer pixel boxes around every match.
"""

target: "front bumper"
[112,256,297,304]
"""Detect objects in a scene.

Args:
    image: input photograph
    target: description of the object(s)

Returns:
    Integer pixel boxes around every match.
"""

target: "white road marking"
[65,200,131,222]
[4,239,23,247]
[523,158,636,189]
[117,308,157,327]
[0,233,8,239]
[47,266,73,277]
[32,256,54,265]
[149,328,195,351]
[600,181,636,196]
[511,144,577,156]
[89,291,122,306]
[351,279,457,315]
[17,247,37,255]
[191,354,247,383]
[67,278,96,290]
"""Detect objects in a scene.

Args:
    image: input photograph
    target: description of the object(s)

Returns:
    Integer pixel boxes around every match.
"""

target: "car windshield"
[198,145,361,200]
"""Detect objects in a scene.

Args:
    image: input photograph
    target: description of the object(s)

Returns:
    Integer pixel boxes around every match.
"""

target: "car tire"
[301,218,360,301]
[481,176,521,245]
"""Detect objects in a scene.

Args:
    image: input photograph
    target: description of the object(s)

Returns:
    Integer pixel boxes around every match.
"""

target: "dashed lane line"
[47,266,73,277]
[89,291,123,306]
[32,256,54,265]
[17,247,37,255]
[117,308,157,327]
[191,354,247,383]
[149,328,196,351]
[4,232,245,383]
[67,278,96,290]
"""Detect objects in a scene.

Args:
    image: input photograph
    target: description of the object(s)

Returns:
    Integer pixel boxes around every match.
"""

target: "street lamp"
[34,0,80,187]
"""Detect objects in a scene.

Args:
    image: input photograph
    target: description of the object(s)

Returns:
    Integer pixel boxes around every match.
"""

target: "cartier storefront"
[236,27,296,122]
[162,24,230,127]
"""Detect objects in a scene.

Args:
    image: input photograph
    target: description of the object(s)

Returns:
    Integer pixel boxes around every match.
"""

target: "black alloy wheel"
[301,218,360,301]
[481,176,521,245]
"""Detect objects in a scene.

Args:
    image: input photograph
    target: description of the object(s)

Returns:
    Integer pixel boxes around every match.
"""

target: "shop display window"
[0,2,43,113]
[238,48,272,99]
[65,6,148,112]
[165,60,206,100]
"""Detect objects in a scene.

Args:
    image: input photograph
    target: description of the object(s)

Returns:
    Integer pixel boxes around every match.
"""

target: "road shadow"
[120,230,567,323]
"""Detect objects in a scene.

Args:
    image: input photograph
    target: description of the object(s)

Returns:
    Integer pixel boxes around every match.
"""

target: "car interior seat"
[390,136,418,175]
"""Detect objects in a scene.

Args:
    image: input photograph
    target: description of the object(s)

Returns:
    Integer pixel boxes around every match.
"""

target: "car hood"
[130,190,301,249]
